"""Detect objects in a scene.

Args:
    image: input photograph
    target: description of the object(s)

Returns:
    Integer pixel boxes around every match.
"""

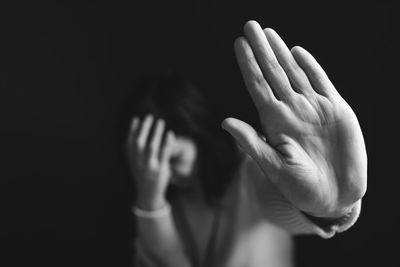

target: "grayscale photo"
[0,1,396,267]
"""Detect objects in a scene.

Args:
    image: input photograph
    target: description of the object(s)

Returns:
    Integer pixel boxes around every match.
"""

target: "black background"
[0,1,398,266]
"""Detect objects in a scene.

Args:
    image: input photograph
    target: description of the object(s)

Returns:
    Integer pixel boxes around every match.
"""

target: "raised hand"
[222,21,367,218]
[126,114,175,210]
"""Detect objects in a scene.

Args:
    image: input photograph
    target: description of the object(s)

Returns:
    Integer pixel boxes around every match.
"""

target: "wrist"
[136,195,168,211]
[304,201,357,219]
[301,203,358,230]
[133,202,171,219]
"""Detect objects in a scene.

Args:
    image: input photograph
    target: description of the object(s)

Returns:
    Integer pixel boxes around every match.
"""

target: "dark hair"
[116,70,240,206]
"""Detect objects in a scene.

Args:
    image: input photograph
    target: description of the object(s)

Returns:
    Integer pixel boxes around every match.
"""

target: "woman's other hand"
[126,114,175,210]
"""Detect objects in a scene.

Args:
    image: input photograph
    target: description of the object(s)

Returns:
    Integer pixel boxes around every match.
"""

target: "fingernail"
[131,117,138,129]
[144,113,153,121]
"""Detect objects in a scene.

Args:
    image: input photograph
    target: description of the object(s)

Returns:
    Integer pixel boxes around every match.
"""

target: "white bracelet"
[133,203,171,219]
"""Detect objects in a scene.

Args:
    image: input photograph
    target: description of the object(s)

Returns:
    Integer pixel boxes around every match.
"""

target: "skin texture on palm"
[222,21,367,219]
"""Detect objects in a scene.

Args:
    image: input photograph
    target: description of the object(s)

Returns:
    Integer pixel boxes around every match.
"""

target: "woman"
[120,21,367,267]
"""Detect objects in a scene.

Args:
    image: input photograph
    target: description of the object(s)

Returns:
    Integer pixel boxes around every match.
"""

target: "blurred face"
[169,135,198,185]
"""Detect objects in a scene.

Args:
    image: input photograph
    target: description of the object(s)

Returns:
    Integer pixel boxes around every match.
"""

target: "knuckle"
[149,141,159,152]
[248,132,259,147]
[134,139,142,148]
[247,73,265,90]
[266,59,280,71]
[147,157,159,171]
[243,132,260,154]
[285,63,301,76]
[253,73,265,87]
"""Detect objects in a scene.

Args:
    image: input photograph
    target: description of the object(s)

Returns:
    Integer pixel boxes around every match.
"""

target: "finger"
[243,20,294,101]
[263,28,314,96]
[127,116,140,146]
[221,117,282,174]
[149,119,165,160]
[137,114,154,150]
[234,36,277,110]
[160,131,175,164]
[291,46,337,98]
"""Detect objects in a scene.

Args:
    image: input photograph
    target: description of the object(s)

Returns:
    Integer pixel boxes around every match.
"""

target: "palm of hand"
[261,90,366,217]
[223,21,367,218]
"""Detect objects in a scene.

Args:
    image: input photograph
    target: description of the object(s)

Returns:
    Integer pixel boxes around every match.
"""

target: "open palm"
[223,21,367,218]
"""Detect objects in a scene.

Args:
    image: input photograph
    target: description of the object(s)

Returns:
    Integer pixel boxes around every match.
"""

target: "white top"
[135,154,361,267]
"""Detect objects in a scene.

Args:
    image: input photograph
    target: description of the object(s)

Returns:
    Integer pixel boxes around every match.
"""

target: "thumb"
[221,117,281,173]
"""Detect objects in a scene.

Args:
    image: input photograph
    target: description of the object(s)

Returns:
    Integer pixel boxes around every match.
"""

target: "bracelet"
[133,203,171,219]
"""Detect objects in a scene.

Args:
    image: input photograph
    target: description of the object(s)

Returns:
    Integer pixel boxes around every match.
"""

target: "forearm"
[134,204,192,267]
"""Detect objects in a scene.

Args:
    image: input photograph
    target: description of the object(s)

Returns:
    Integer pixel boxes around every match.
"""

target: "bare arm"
[127,115,192,267]
[134,211,191,267]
